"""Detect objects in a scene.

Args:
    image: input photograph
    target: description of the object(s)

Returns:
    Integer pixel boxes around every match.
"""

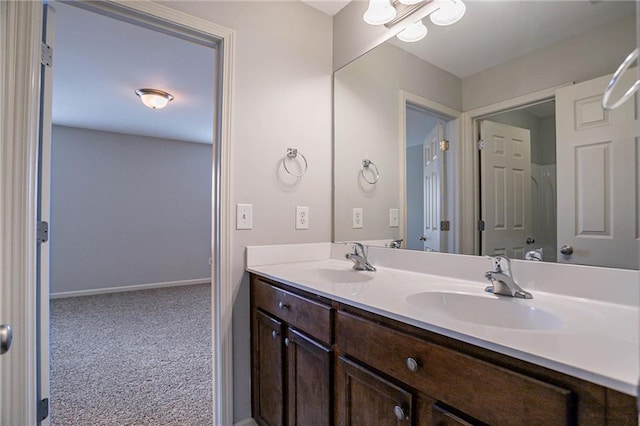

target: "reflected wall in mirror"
[333,1,638,269]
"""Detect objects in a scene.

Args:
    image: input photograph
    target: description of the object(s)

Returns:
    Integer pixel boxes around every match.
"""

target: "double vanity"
[247,242,638,425]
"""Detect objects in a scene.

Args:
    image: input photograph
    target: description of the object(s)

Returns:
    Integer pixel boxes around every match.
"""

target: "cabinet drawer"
[336,311,574,425]
[252,277,332,344]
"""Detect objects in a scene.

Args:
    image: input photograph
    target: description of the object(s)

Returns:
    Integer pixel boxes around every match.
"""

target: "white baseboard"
[234,418,257,426]
[50,278,211,299]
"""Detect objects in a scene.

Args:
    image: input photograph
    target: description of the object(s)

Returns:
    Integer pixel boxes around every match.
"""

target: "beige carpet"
[50,284,213,425]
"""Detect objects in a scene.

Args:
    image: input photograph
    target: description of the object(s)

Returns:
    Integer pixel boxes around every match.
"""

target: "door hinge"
[37,398,49,422]
[37,221,49,243]
[477,139,485,150]
[439,139,449,152]
[41,42,52,67]
[440,220,450,231]
[478,220,485,231]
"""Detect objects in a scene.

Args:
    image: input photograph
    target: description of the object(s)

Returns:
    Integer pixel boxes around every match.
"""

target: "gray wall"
[51,125,212,294]
[161,2,333,421]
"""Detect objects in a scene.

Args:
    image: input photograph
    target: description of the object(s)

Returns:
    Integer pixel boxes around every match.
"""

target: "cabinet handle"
[393,405,409,421]
[271,330,279,339]
[278,301,290,310]
[406,357,418,372]
[284,337,290,347]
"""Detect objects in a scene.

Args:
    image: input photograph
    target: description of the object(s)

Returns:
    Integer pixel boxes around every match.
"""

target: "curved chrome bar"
[602,48,640,111]
[360,159,380,184]
[282,147,308,178]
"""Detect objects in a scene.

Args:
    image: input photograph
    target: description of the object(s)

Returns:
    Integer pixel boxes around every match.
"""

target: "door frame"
[461,84,570,257]
[399,90,461,252]
[0,2,235,424]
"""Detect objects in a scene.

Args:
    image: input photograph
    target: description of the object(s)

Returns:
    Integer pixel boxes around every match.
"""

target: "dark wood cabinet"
[251,276,333,426]
[250,273,638,425]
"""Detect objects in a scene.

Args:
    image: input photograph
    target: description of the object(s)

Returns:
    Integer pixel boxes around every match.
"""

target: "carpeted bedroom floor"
[50,283,213,425]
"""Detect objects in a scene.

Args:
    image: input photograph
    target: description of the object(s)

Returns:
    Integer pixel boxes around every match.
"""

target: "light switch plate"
[296,206,309,230]
[389,208,399,227]
[352,208,363,229]
[236,204,253,230]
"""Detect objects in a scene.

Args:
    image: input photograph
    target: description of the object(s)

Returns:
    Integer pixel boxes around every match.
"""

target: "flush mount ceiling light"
[363,0,466,43]
[397,19,428,42]
[135,88,174,110]
[363,0,397,25]
[430,0,466,26]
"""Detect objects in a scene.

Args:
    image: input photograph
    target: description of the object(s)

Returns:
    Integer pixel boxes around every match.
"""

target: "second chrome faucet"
[484,255,532,299]
[345,242,376,272]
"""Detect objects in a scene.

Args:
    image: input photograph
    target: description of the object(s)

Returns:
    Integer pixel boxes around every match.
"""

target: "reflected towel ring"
[361,159,379,184]
[282,148,308,178]
[602,48,640,111]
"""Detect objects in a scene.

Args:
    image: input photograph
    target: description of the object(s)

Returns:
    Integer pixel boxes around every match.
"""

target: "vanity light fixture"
[363,0,397,25]
[135,88,174,110]
[363,0,466,43]
[430,0,466,26]
[397,20,428,42]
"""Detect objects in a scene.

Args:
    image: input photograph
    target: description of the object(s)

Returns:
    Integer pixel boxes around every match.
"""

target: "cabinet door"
[337,356,413,426]
[286,328,332,426]
[432,403,485,426]
[253,310,284,426]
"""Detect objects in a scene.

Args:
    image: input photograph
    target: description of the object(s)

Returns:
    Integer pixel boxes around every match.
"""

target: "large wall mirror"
[333,1,638,269]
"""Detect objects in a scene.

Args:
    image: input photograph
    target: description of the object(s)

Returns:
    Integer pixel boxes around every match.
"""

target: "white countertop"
[247,249,639,396]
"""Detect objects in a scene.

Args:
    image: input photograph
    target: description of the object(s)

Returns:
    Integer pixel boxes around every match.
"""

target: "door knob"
[419,235,427,241]
[526,236,535,244]
[394,405,409,421]
[560,245,573,255]
[0,324,13,355]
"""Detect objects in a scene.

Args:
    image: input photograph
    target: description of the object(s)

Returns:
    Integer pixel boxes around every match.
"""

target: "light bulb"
[135,88,174,110]
[430,0,466,26]
[397,20,428,43]
[363,0,397,25]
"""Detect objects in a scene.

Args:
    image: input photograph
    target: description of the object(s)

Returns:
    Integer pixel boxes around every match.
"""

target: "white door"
[480,120,532,259]
[555,71,638,269]
[423,122,445,251]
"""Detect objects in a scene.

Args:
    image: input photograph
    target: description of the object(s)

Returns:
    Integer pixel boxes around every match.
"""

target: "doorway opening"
[40,2,222,424]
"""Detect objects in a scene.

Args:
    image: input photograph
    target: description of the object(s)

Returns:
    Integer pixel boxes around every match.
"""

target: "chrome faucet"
[484,255,532,299]
[389,239,403,249]
[345,242,376,271]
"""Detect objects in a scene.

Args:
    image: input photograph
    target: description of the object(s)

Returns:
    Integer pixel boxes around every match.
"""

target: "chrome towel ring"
[602,48,640,111]
[282,148,308,178]
[361,159,379,184]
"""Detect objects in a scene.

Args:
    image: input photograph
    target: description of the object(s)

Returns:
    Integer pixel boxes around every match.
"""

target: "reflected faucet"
[345,243,376,272]
[484,255,532,299]
[389,239,403,249]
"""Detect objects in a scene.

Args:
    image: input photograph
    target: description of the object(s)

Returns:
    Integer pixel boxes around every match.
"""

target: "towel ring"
[602,48,640,111]
[360,159,379,184]
[282,148,308,178]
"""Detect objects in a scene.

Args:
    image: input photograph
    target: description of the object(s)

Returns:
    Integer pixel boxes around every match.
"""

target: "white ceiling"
[52,1,216,144]
[388,1,634,79]
[51,1,633,144]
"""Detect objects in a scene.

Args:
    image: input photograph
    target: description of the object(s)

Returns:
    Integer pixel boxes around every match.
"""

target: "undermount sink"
[405,291,565,330]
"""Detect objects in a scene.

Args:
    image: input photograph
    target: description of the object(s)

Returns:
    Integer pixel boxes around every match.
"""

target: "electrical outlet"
[352,208,363,229]
[296,206,309,230]
[389,208,399,227]
[236,204,253,230]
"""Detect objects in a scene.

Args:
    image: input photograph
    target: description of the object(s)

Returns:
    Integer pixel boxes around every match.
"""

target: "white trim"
[50,278,211,299]
[398,90,461,253]
[460,83,572,256]
[0,2,42,424]
[4,1,235,424]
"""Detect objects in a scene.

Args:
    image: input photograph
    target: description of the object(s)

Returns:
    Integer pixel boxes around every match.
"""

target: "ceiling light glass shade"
[397,20,428,42]
[398,0,423,5]
[430,0,466,26]
[363,0,397,25]
[135,88,174,109]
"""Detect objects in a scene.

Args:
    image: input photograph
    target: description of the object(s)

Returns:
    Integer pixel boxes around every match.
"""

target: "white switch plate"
[352,208,363,229]
[389,208,399,227]
[236,204,253,230]
[296,206,309,230]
